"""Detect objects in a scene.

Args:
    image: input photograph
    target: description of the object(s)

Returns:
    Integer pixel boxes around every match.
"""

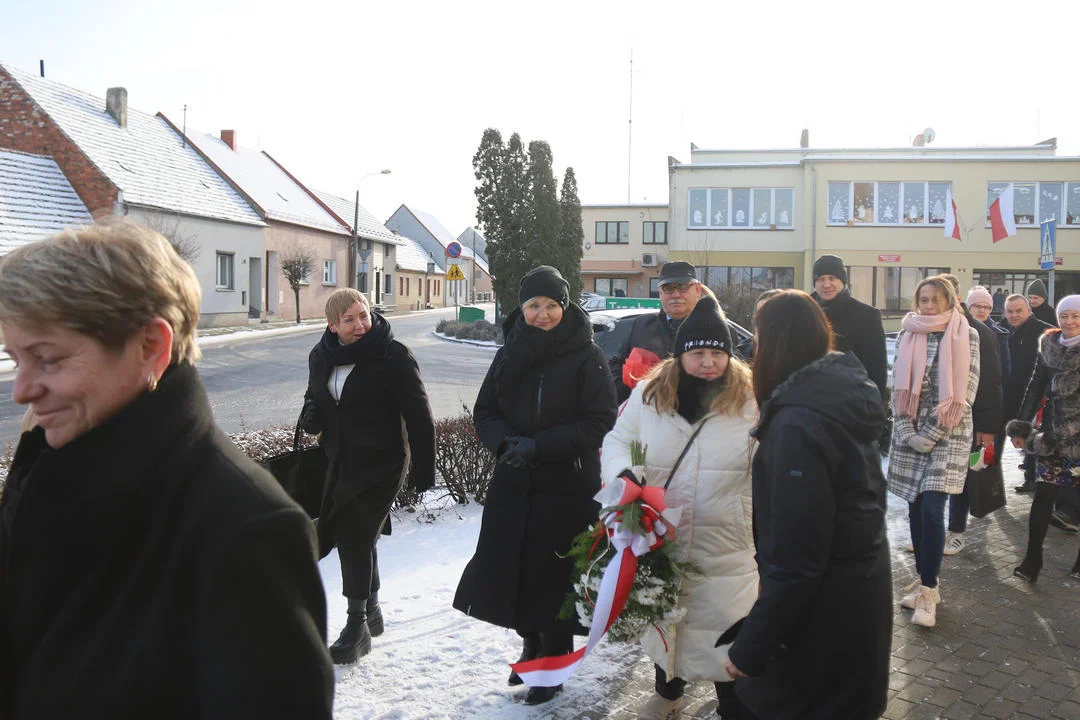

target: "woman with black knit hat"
[453,265,617,706]
[603,293,758,720]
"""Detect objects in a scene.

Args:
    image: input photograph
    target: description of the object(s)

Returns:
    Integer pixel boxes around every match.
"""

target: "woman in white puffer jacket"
[602,295,758,720]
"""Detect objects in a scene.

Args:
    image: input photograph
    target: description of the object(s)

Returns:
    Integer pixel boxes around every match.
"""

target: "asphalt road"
[0,307,497,449]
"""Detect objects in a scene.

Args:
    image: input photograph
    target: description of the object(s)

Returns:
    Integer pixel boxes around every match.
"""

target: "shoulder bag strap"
[664,417,710,490]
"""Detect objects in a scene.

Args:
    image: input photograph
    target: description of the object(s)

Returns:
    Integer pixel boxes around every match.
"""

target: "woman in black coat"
[725,290,891,720]
[301,289,435,664]
[453,266,616,706]
[0,222,333,718]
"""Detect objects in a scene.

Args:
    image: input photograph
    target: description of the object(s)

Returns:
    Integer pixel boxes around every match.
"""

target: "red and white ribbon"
[510,474,681,688]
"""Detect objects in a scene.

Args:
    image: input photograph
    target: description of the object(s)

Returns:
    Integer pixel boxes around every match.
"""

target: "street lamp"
[350,168,392,293]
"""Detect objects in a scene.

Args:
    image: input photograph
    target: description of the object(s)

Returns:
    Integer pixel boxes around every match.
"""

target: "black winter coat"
[729,352,891,720]
[453,305,617,632]
[611,309,682,402]
[1009,330,1080,460]
[301,314,435,557]
[1033,301,1058,327]
[0,364,333,719]
[1005,314,1054,421]
[965,309,1004,434]
[812,290,888,400]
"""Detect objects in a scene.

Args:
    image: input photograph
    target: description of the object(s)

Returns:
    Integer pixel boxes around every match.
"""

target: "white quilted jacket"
[601,382,759,683]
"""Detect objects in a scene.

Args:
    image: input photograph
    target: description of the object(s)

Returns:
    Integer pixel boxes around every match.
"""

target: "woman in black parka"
[302,288,435,664]
[725,290,891,720]
[453,266,616,706]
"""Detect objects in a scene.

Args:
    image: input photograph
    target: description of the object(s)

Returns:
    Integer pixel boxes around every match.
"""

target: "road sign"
[446,264,465,281]
[446,242,462,259]
[1040,220,1056,270]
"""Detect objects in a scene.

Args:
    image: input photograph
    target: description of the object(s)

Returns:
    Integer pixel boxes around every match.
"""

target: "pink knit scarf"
[892,309,971,428]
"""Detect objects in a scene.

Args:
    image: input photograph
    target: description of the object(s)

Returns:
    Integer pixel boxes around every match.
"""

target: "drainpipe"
[810,165,818,289]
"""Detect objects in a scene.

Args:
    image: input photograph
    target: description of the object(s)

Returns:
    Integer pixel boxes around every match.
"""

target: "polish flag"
[944,189,961,240]
[989,184,1017,243]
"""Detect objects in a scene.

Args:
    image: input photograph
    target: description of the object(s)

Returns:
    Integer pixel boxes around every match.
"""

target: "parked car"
[589,308,753,363]
[579,292,607,311]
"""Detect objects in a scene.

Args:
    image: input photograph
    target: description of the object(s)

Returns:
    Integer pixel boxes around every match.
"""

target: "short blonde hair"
[324,288,369,325]
[0,219,201,364]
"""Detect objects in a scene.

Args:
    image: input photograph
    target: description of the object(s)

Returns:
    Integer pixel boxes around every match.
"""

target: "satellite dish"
[923,128,936,144]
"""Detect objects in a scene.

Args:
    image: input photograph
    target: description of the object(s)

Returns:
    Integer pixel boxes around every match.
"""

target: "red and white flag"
[944,188,962,240]
[989,184,1017,243]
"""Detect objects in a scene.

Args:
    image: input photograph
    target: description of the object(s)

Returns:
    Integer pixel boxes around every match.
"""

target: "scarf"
[498,304,591,389]
[676,369,726,424]
[816,287,851,311]
[317,312,394,366]
[892,308,970,428]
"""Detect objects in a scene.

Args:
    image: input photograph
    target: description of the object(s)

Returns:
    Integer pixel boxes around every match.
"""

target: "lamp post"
[350,168,392,293]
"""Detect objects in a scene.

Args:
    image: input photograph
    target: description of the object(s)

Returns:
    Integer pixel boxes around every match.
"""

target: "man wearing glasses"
[611,261,704,402]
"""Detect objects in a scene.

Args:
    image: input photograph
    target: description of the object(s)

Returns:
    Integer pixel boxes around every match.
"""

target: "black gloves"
[499,436,537,469]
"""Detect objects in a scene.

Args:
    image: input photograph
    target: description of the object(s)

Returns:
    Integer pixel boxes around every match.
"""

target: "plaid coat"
[887,328,980,502]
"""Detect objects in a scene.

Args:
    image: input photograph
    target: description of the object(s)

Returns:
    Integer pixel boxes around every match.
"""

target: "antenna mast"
[627,49,633,203]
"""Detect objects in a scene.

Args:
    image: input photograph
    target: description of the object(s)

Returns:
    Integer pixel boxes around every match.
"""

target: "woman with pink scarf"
[888,276,981,628]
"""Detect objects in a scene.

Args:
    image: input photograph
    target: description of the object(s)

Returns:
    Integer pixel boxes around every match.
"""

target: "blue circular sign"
[446,241,462,259]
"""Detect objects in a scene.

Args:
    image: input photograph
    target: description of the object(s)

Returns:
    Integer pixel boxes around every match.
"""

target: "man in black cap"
[610,261,704,402]
[1026,279,1058,327]
[810,254,888,401]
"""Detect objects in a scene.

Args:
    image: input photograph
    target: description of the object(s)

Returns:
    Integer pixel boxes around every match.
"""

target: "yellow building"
[580,204,670,298]
[665,139,1080,328]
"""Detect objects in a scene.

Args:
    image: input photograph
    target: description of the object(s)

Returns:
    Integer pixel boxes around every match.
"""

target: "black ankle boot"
[508,633,540,686]
[1013,558,1042,583]
[365,594,384,637]
[524,685,562,705]
[1071,550,1080,579]
[329,613,372,664]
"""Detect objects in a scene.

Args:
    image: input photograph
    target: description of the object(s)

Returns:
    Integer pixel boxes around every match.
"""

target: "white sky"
[3,0,1078,235]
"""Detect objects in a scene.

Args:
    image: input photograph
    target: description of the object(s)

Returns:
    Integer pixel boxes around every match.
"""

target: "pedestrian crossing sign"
[446,264,465,281]
[1040,220,1056,270]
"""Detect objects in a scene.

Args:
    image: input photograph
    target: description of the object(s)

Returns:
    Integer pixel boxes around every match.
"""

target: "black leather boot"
[1071,548,1080,579]
[329,613,372,664]
[524,685,562,705]
[365,594,384,637]
[508,632,540,686]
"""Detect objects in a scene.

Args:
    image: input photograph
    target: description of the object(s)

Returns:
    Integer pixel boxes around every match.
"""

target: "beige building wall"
[581,204,669,298]
[393,269,446,313]
[264,223,349,322]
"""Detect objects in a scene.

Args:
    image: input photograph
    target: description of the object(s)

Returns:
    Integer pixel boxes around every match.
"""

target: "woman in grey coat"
[888,276,980,628]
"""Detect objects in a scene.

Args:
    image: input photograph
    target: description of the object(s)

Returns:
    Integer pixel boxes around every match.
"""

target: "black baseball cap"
[658,261,697,286]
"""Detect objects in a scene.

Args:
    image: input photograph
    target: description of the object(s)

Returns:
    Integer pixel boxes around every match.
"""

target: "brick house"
[0,64,265,327]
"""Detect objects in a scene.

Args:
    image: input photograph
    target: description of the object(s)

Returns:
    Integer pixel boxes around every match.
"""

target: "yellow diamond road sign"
[446,264,465,281]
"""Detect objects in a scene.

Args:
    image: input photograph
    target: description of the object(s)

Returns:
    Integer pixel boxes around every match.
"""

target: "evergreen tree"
[556,167,584,300]
[524,140,560,271]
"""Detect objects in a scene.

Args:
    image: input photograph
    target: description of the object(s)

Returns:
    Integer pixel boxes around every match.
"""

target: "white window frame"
[686,187,795,230]
[322,259,337,285]
[215,252,234,290]
[827,182,951,227]
[986,181,1077,228]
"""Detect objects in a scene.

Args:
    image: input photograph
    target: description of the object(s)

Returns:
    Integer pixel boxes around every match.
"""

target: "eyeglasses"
[970,303,993,312]
[660,282,693,295]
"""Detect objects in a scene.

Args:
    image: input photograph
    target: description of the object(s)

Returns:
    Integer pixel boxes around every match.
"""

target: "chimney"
[106,87,127,128]
[220,129,237,151]
[800,128,809,148]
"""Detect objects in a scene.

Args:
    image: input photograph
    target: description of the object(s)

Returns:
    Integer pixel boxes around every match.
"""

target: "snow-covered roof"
[405,207,490,276]
[314,190,402,245]
[181,129,347,235]
[3,65,263,226]
[0,148,92,255]
[395,233,444,273]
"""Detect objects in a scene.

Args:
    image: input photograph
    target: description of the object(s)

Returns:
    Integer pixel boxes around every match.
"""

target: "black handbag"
[264,413,326,519]
[967,459,1006,519]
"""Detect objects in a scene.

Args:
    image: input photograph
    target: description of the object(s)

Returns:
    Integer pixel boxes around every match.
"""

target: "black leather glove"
[500,437,537,469]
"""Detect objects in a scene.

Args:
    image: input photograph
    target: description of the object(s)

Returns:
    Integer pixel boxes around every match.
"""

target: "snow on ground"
[322,446,1031,719]
[321,498,649,719]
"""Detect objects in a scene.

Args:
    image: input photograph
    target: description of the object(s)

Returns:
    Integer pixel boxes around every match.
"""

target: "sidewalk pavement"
[551,445,1080,720]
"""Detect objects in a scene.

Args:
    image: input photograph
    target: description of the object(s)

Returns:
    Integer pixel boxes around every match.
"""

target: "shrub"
[435,405,496,505]
[435,319,502,343]
[436,319,463,336]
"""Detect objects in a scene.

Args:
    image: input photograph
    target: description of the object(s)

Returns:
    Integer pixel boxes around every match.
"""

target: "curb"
[431,330,501,349]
